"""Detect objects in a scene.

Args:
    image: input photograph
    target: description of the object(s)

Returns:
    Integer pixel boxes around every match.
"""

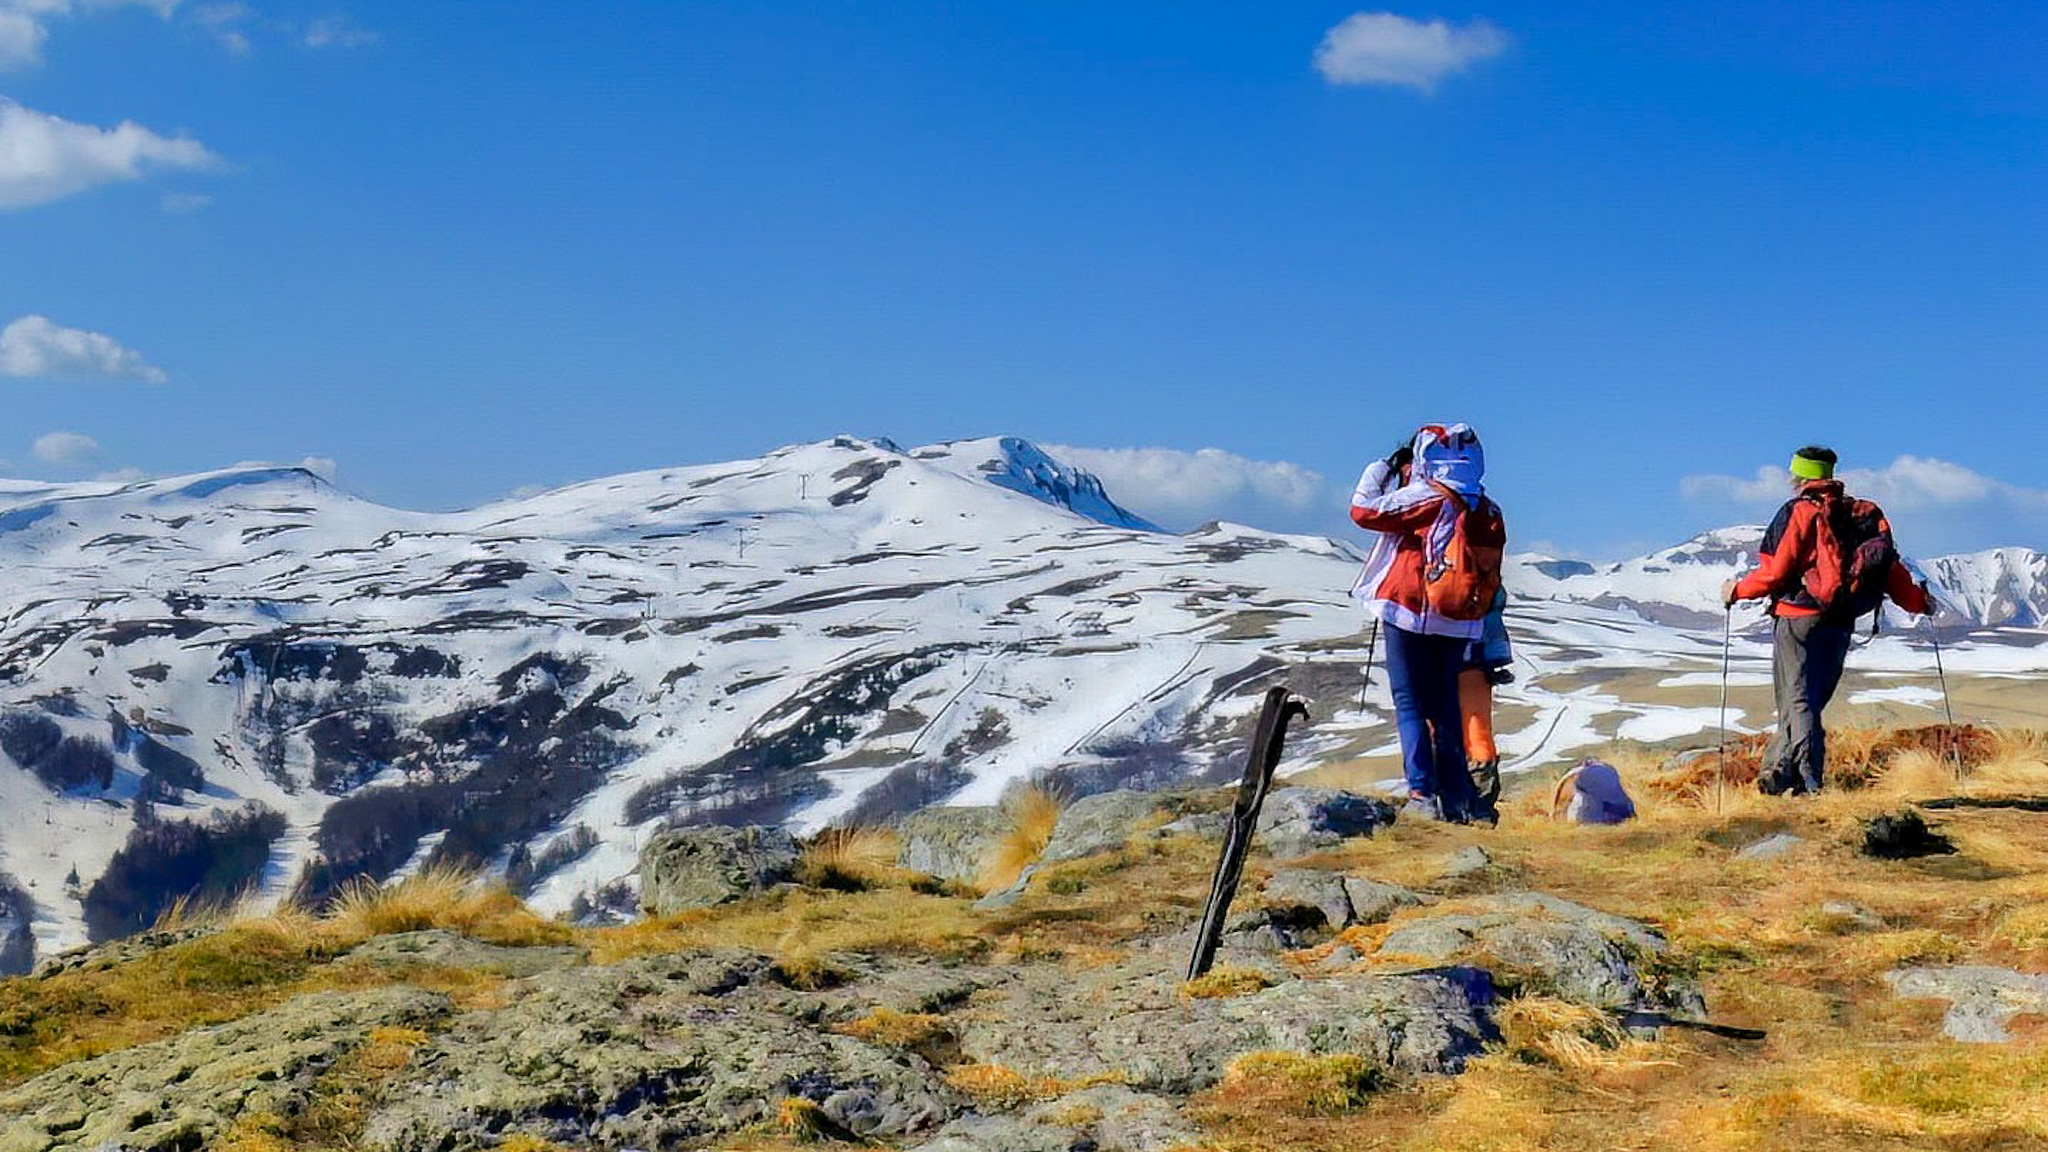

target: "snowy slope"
[0,435,2040,968]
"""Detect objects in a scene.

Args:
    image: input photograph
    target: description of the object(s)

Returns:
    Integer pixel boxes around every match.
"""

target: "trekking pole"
[1357,619,1381,713]
[1716,605,1733,815]
[1928,614,1961,785]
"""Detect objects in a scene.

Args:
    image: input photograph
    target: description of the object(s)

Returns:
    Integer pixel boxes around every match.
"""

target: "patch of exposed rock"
[364,950,957,1149]
[1886,965,2048,1042]
[953,952,1495,1094]
[0,988,449,1152]
[344,929,585,977]
[898,805,1009,884]
[1374,892,1700,1015]
[638,824,799,914]
[1255,787,1398,859]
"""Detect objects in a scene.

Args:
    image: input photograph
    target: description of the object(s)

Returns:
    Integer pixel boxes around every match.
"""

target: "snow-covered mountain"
[0,435,2040,969]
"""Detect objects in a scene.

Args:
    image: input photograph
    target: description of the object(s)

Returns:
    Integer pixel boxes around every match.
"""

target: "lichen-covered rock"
[912,1084,1202,1152]
[1374,893,1691,1013]
[955,957,1494,1094]
[898,805,1008,884]
[1886,965,2048,1043]
[344,929,585,977]
[1343,876,1429,925]
[30,924,217,979]
[1262,869,1356,930]
[364,950,955,1149]
[0,988,450,1152]
[1255,788,1397,859]
[1040,790,1169,864]
[638,824,799,915]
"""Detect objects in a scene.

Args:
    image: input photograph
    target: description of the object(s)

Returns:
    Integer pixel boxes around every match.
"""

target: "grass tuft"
[1207,1050,1380,1116]
[325,863,572,948]
[798,826,909,892]
[833,1007,950,1050]
[944,1063,1129,1109]
[1181,965,1276,1000]
[979,783,1066,892]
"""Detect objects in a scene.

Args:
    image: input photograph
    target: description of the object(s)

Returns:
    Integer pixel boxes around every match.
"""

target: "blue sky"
[4,2,2045,559]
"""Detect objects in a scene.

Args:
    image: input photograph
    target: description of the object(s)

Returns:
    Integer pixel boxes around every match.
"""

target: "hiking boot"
[1401,794,1443,822]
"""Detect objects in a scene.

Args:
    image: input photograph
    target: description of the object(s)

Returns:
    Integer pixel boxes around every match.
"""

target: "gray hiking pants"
[1759,614,1855,795]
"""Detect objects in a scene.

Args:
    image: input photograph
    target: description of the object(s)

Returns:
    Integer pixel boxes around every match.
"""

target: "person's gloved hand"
[1920,581,1941,617]
[1720,577,1741,608]
[1486,666,1515,687]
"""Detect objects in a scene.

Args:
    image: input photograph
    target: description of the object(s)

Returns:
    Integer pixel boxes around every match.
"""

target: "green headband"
[1790,454,1834,480]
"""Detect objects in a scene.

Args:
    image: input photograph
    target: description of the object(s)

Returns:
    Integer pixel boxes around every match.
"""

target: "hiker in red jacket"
[1350,424,1505,824]
[1721,445,1938,795]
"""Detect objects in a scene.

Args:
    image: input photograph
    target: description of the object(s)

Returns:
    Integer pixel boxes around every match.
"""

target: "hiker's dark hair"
[1793,444,1838,467]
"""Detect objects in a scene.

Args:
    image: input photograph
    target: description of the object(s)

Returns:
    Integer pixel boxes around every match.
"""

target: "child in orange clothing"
[1459,587,1513,824]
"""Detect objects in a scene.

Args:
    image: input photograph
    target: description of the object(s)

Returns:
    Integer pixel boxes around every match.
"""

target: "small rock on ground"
[1886,965,2048,1043]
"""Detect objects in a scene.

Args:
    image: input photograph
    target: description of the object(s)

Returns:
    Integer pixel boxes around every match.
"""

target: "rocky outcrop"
[898,805,1009,884]
[1375,893,1696,1014]
[638,824,800,915]
[344,929,585,977]
[0,988,449,1152]
[1040,791,1171,864]
[1255,788,1397,859]
[365,950,957,1149]
[954,954,1495,1094]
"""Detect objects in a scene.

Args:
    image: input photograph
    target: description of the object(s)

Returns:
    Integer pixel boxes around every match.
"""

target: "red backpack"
[1802,490,1897,619]
[1424,481,1507,622]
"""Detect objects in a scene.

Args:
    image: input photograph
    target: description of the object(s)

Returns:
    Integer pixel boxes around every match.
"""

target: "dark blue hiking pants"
[1384,623,1477,822]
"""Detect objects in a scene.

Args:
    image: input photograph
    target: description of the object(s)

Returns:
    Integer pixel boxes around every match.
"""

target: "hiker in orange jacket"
[1721,445,1938,795]
[1350,424,1502,824]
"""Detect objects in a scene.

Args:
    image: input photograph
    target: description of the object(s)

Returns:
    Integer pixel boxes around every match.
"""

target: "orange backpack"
[1424,481,1506,622]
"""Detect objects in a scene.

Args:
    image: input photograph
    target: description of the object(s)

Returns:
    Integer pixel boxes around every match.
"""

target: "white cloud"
[299,455,337,480]
[0,99,217,208]
[190,1,249,54]
[1682,455,2048,554]
[1314,11,1509,92]
[32,430,99,465]
[0,314,167,382]
[0,0,178,70]
[1048,444,1335,533]
[303,13,374,48]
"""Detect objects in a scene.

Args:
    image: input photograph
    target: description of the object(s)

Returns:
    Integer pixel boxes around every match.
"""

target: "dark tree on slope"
[0,712,117,792]
[82,804,288,942]
[0,874,33,976]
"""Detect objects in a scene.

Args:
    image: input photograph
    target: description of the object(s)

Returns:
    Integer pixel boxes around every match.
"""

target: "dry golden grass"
[798,826,911,891]
[590,887,987,974]
[832,1007,950,1050]
[326,863,571,947]
[1208,1051,1379,1115]
[944,1063,1129,1109]
[1966,727,2048,792]
[979,782,1066,892]
[1182,965,1277,999]
[776,1097,843,1142]
[1871,748,1953,799]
